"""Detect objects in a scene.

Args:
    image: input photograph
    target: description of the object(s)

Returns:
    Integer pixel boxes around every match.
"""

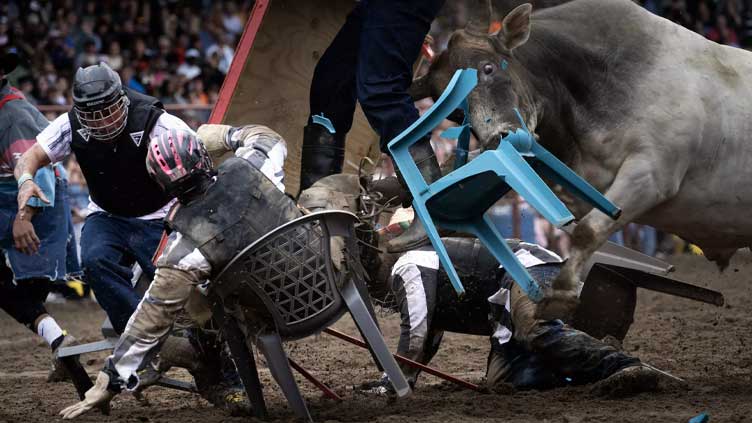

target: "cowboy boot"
[386,137,441,253]
[298,121,345,196]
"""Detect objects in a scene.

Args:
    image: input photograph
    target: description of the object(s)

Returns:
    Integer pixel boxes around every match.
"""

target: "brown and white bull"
[410,0,752,318]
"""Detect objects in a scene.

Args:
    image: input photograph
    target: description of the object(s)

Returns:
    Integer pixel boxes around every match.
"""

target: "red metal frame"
[324,328,481,392]
[208,0,271,124]
[288,358,343,401]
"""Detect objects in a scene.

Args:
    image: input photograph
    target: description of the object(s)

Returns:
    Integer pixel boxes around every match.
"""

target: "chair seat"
[426,171,510,222]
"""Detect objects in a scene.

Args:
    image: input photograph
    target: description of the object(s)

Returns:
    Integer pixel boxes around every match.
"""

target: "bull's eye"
[482,63,495,75]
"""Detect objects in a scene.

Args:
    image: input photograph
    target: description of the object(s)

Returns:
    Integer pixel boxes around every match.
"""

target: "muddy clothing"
[102,128,294,391]
[390,238,640,389]
[199,124,287,192]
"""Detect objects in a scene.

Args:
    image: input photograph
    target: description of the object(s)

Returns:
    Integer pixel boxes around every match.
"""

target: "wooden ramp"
[210,0,380,195]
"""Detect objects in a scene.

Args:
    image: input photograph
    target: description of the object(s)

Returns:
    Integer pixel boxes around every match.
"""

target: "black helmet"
[146,128,213,200]
[72,62,130,141]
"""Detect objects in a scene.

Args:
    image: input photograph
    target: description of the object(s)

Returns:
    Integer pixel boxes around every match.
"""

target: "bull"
[409,0,752,318]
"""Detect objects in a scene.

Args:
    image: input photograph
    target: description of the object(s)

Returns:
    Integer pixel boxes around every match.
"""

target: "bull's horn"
[409,74,431,100]
[465,0,492,35]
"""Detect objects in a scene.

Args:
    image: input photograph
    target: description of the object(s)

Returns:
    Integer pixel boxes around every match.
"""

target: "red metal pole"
[288,358,343,401]
[323,328,481,392]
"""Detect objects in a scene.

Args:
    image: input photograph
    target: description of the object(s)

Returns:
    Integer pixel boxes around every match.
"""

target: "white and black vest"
[68,88,171,217]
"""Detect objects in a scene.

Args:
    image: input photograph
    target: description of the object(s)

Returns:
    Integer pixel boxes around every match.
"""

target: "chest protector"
[167,157,302,272]
[69,88,171,217]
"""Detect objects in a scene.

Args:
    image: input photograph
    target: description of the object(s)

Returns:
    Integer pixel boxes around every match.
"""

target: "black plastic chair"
[212,210,410,422]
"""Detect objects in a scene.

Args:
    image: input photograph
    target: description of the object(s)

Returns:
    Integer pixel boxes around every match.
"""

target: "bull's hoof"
[534,289,580,321]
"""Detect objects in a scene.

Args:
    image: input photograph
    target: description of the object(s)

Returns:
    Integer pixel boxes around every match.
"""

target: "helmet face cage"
[74,95,130,141]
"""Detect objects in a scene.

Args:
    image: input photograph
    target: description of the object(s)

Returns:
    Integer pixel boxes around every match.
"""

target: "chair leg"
[257,333,312,422]
[475,214,543,302]
[341,280,412,397]
[412,202,466,296]
[348,274,384,372]
[216,307,269,420]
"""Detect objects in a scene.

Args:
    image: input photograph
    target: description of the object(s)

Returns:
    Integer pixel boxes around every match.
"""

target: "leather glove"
[59,371,115,419]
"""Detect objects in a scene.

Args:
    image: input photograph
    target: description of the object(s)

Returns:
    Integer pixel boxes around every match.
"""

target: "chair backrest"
[213,210,361,339]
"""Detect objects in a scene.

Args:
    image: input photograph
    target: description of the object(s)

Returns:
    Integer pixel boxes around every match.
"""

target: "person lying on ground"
[360,236,674,396]
[297,173,676,397]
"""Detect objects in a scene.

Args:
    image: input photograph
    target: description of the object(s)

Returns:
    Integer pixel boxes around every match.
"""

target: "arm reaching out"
[15,143,52,210]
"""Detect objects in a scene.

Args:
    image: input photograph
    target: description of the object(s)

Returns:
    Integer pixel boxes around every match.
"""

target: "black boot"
[298,122,345,195]
[188,328,253,416]
[386,137,441,253]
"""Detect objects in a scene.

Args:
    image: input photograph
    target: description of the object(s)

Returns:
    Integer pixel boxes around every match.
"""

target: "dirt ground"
[1,252,751,423]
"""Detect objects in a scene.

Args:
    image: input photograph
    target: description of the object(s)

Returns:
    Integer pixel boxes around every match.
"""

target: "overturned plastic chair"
[211,210,410,422]
[387,68,620,302]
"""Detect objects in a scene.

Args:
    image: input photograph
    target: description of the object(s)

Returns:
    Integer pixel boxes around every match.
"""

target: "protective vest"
[69,88,171,217]
[166,157,302,272]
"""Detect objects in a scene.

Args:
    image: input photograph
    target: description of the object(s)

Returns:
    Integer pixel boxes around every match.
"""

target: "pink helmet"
[145,128,213,197]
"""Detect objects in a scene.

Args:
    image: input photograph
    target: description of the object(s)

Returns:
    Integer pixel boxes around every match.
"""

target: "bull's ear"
[409,74,432,100]
[499,3,532,51]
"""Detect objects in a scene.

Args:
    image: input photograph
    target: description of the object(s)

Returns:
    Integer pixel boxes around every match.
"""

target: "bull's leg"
[535,154,683,320]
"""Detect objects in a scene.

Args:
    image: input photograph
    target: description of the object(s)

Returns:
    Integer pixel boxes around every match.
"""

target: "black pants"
[309,0,445,150]
[0,261,50,332]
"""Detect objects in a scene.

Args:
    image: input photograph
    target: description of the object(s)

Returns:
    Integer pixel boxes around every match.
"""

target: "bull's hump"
[521,0,658,120]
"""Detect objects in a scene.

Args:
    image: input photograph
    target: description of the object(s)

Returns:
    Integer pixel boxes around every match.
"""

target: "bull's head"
[412,3,535,150]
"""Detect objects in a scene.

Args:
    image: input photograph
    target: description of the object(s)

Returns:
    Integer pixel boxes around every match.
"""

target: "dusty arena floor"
[2,253,751,423]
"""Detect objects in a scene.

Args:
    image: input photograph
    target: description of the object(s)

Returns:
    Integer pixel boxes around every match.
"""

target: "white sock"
[37,316,64,347]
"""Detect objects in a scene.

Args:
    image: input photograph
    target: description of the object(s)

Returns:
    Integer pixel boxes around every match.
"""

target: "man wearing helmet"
[14,62,185,334]
[14,62,253,413]
[59,126,297,419]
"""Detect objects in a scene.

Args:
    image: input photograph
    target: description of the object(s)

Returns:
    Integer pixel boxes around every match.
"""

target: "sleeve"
[104,265,202,391]
[155,231,212,281]
[36,113,73,163]
[390,250,439,359]
[231,125,288,192]
[148,112,196,141]
[26,166,56,208]
[104,229,214,390]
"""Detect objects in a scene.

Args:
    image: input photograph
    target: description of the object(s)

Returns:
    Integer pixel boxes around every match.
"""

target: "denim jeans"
[80,212,164,334]
[0,178,79,281]
[309,0,446,151]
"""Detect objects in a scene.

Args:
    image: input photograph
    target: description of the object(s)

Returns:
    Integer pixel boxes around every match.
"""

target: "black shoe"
[202,381,253,416]
[48,334,77,382]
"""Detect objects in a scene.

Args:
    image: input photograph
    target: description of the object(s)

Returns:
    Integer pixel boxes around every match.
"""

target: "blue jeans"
[0,178,80,281]
[80,212,164,334]
[309,0,446,151]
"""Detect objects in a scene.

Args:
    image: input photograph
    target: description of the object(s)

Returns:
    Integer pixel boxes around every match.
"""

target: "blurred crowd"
[644,0,752,48]
[0,0,251,126]
[1,0,739,260]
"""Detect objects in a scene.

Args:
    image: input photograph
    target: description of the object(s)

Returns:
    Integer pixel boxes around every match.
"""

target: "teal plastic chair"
[387,68,620,302]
